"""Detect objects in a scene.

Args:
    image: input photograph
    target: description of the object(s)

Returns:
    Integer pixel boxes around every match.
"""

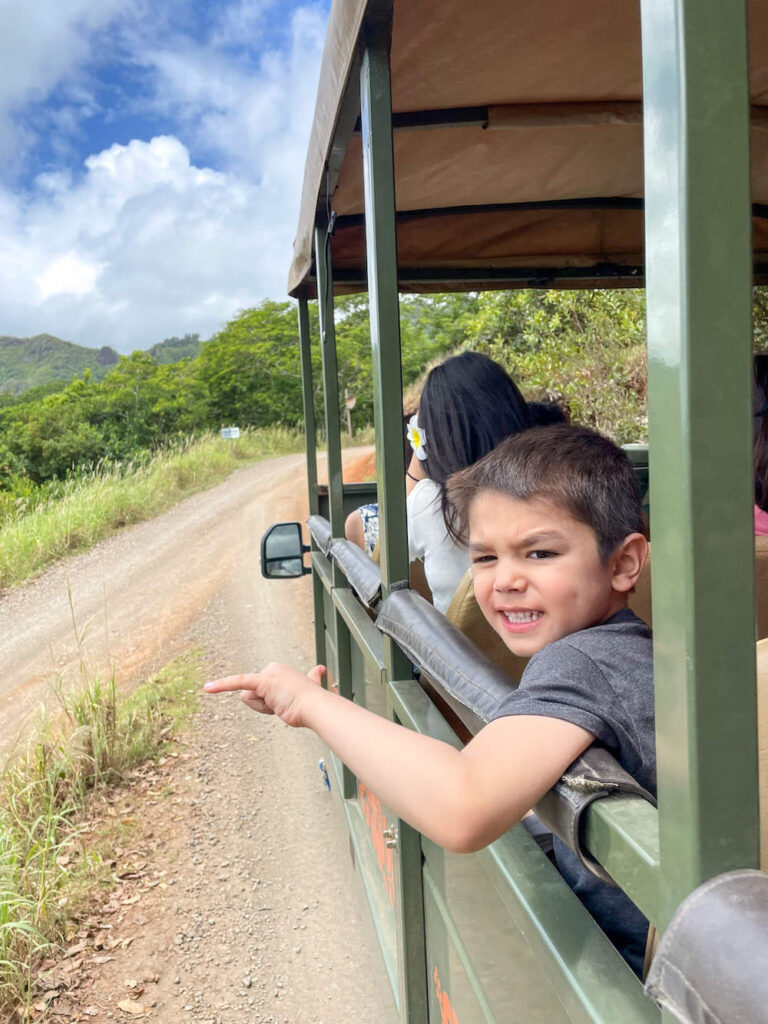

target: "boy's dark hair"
[527,400,570,427]
[446,424,644,561]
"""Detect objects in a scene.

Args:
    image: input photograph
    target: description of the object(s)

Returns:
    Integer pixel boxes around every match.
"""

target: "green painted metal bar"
[360,14,427,1022]
[311,243,356,798]
[344,799,401,1007]
[359,45,410,611]
[421,864,497,1024]
[391,679,658,1024]
[311,550,333,593]
[640,0,759,939]
[581,798,660,925]
[331,587,387,683]
[298,296,325,666]
[297,295,319,517]
[314,223,345,544]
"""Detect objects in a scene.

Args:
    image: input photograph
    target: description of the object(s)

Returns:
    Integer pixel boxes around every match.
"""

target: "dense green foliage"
[147,332,202,363]
[466,289,648,443]
[0,288,687,512]
[0,296,459,499]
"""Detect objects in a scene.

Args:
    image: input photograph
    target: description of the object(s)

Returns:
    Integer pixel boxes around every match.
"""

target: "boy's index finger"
[204,674,262,693]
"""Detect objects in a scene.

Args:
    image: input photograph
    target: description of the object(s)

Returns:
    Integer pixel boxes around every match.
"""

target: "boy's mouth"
[499,609,543,633]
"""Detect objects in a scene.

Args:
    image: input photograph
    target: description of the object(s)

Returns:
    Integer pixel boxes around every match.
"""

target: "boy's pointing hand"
[204,663,328,728]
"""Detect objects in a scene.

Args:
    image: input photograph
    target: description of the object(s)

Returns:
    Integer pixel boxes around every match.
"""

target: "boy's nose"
[493,562,527,592]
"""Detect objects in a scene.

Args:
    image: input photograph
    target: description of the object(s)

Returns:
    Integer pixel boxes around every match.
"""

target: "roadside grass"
[0,651,202,1021]
[0,426,303,590]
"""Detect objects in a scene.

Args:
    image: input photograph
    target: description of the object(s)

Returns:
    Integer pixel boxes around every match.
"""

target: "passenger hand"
[204,663,328,727]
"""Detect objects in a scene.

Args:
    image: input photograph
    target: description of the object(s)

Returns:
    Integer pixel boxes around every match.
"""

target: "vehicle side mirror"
[260,522,311,579]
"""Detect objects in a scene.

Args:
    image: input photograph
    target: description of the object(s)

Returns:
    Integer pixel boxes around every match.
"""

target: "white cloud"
[0,132,308,350]
[35,252,104,300]
[141,5,326,175]
[0,2,327,351]
[210,0,278,47]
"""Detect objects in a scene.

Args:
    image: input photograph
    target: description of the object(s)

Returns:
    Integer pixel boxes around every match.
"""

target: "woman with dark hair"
[347,352,531,612]
[754,354,768,534]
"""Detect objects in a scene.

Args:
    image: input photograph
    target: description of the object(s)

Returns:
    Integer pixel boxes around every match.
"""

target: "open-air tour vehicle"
[260,1,768,1021]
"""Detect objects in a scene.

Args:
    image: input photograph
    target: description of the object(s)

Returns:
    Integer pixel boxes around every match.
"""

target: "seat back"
[630,540,768,636]
[445,569,530,684]
[756,536,768,641]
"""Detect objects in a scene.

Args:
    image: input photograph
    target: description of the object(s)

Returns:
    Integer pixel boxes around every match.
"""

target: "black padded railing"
[645,870,768,1024]
[307,515,383,610]
[327,538,383,610]
[307,514,333,555]
[376,587,656,884]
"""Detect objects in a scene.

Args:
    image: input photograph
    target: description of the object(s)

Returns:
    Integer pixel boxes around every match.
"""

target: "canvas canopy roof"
[288,0,768,297]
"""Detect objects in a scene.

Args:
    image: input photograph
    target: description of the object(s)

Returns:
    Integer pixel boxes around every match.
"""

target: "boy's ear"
[610,533,649,593]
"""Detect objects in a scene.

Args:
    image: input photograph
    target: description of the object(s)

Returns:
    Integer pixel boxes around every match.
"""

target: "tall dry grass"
[0,426,303,589]
[0,652,201,1020]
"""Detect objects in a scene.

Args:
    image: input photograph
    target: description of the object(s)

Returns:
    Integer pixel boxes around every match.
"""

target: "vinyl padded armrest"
[327,538,382,610]
[307,514,332,555]
[645,870,768,1024]
[376,588,516,730]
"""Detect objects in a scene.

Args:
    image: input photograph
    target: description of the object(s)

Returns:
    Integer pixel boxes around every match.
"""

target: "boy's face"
[469,490,628,658]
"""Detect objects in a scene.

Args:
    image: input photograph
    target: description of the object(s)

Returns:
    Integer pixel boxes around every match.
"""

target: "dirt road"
[0,452,398,1023]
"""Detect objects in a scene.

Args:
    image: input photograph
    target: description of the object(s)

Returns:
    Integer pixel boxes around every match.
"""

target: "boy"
[205,424,653,973]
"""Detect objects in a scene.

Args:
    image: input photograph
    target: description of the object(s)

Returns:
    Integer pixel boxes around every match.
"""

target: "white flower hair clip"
[407,413,428,461]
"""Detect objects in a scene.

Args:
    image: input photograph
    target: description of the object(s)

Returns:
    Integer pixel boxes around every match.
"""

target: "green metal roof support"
[297,295,319,518]
[640,0,759,951]
[360,10,428,1022]
[297,294,326,671]
[315,223,356,799]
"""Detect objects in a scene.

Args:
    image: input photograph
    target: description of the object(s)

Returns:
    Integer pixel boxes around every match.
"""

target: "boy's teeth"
[503,610,542,623]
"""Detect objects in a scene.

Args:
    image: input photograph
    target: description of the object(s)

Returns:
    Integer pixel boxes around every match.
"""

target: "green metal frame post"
[640,0,759,938]
[298,295,319,517]
[315,222,356,799]
[361,13,428,1023]
[298,294,325,668]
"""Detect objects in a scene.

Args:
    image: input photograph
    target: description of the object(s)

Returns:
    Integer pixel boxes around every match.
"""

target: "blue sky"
[0,0,330,351]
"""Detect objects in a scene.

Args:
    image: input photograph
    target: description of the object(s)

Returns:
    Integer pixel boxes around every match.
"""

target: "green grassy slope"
[0,334,120,394]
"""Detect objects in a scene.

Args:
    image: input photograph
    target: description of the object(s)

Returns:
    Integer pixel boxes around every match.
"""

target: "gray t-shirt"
[491,608,655,975]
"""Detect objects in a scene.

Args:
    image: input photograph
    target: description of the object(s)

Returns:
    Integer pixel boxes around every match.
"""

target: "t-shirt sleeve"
[492,642,621,750]
[406,479,438,561]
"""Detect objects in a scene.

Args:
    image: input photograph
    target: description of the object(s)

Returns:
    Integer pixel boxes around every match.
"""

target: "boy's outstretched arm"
[204,664,593,853]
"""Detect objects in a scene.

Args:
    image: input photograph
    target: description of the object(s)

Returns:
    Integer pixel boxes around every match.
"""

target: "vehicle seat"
[627,539,768,637]
[445,570,529,684]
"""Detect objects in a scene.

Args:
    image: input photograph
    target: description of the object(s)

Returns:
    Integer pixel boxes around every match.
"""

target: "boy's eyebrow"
[469,530,567,552]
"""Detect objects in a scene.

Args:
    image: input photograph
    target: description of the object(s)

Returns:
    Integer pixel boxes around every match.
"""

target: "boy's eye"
[471,554,496,565]
[528,549,557,560]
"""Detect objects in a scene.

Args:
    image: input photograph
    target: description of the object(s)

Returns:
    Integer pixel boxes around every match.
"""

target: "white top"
[407,478,471,614]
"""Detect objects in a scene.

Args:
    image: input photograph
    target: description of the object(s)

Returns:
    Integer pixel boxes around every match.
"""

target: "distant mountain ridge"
[0,332,202,395]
